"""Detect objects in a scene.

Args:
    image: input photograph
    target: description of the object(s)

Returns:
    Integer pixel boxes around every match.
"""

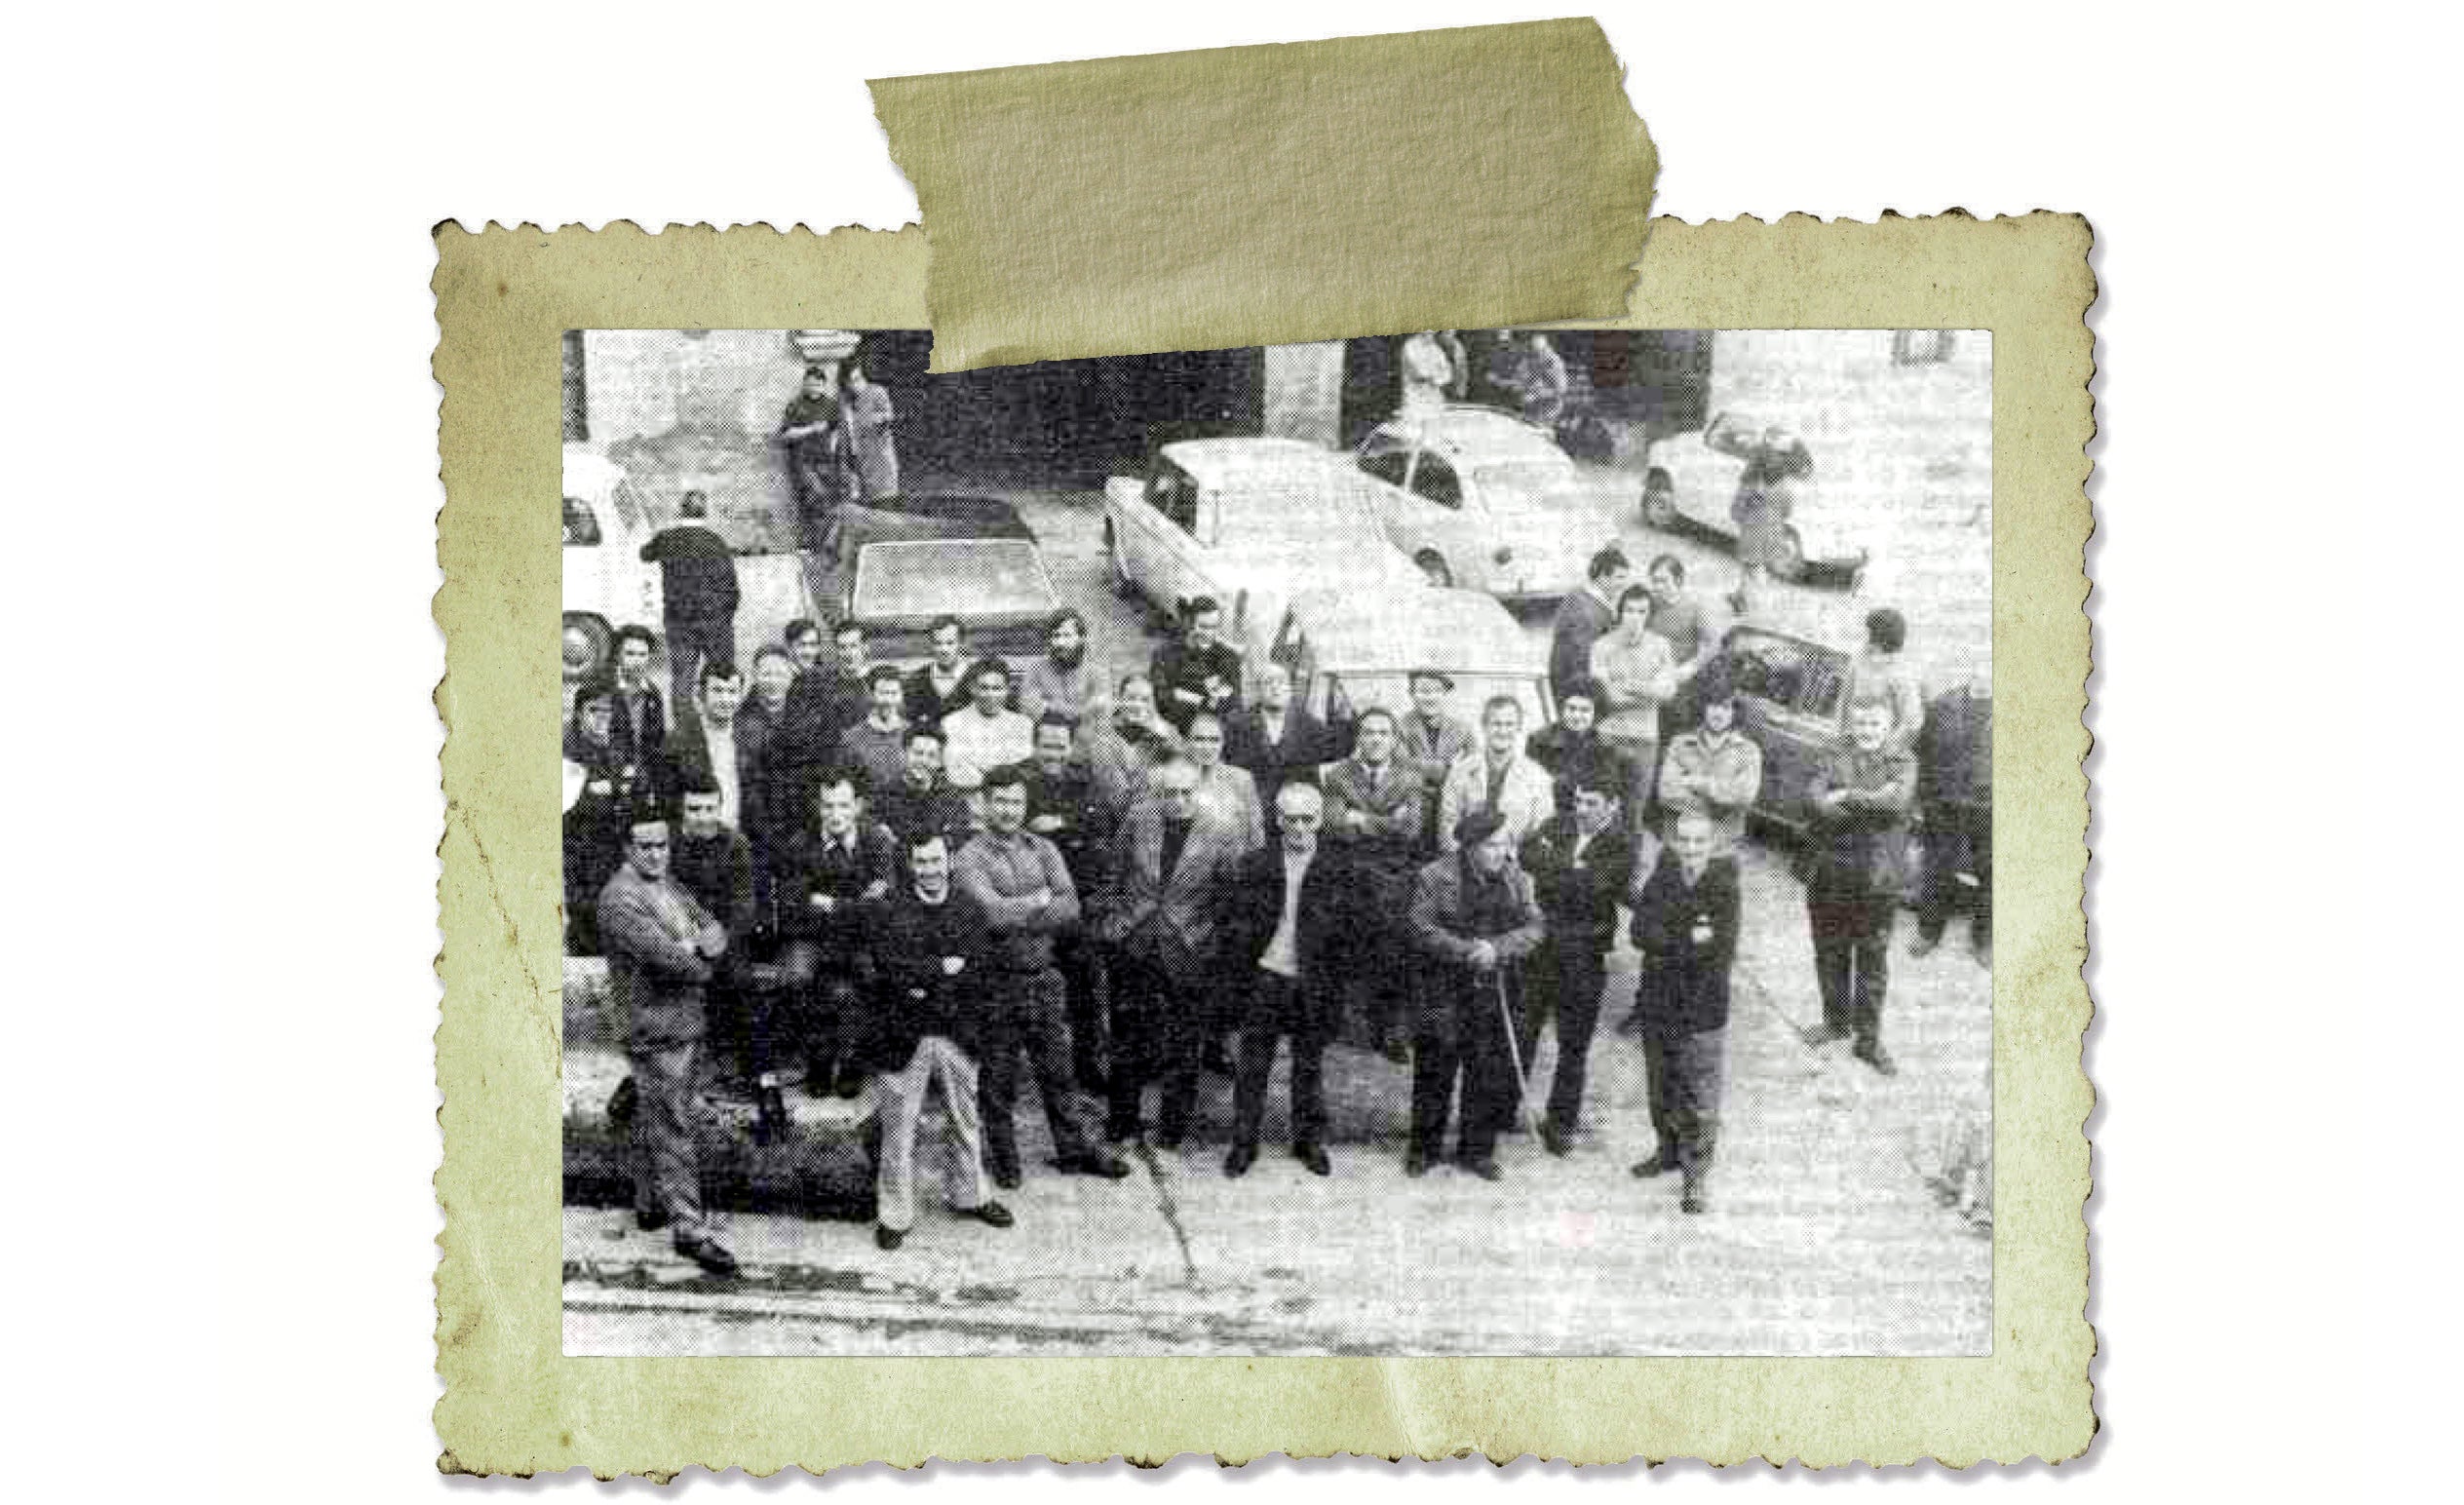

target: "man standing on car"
[1804,698,1917,1074]
[955,764,1130,1187]
[1628,810,1741,1214]
[1222,782,1354,1178]
[597,817,739,1276]
[1550,548,1631,701]
[640,490,741,712]
[1590,585,1679,839]
[1518,770,1635,1156]
[1319,706,1424,1061]
[1405,807,1546,1180]
[1150,598,1244,735]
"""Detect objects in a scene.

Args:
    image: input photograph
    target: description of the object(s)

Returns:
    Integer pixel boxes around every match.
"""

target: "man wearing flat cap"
[1404,806,1546,1180]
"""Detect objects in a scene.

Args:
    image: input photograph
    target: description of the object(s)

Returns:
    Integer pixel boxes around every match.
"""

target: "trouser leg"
[974,1001,1021,1180]
[1289,1030,1328,1145]
[1669,1028,1729,1179]
[664,613,699,716]
[1409,1024,1461,1157]
[1808,902,1855,1035]
[1104,954,1159,1139]
[1018,967,1101,1157]
[632,1041,712,1239]
[1518,946,1556,1078]
[1458,982,1521,1161]
[870,1042,929,1232]
[1058,933,1108,1088]
[1159,1004,1207,1143]
[927,1040,988,1214]
[1546,947,1605,1129]
[1916,817,1959,943]
[1969,807,1993,951]
[1639,1034,1675,1165]
[1231,977,1283,1149]
[1854,896,1895,1047]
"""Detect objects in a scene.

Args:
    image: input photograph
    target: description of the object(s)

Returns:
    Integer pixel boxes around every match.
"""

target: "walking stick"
[1490,966,1545,1139]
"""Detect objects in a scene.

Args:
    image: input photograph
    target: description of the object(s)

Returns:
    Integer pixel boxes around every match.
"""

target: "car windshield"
[1324,671,1550,732]
[852,539,1058,623]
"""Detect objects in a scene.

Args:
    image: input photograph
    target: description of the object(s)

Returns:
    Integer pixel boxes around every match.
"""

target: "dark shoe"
[674,1235,740,1277]
[1459,1154,1504,1182]
[1538,1117,1570,1157]
[874,1224,905,1252]
[1404,1145,1429,1178]
[1908,934,1942,959]
[1293,1141,1332,1177]
[990,1165,1023,1191]
[1854,1040,1899,1077]
[1155,1133,1184,1153]
[966,1201,1015,1229]
[635,1207,671,1232]
[1383,1038,1412,1066]
[1223,1144,1256,1177]
[605,1074,636,1128]
[1057,1150,1133,1179]
[834,1072,865,1100]
[1679,1181,1707,1216]
[1629,1158,1665,1179]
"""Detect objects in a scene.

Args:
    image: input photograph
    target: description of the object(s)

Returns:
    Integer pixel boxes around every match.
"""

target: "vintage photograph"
[558,326,1993,1357]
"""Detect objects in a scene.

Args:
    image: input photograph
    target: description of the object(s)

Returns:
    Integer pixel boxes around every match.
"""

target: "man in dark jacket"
[1405,807,1547,1179]
[1223,660,1335,842]
[1518,772,1636,1155]
[1319,707,1426,1058]
[868,724,972,852]
[1627,810,1741,1214]
[1804,698,1917,1074]
[641,491,741,711]
[772,770,897,1097]
[851,830,1013,1251]
[1020,714,1114,1090]
[1911,678,1991,967]
[1523,676,1632,819]
[608,625,669,773]
[670,770,760,1085]
[1149,597,1245,734]
[1221,783,1357,1177]
[1549,547,1630,699]
[597,818,739,1275]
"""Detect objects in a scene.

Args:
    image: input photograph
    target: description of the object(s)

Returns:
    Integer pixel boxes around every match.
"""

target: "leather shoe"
[1538,1118,1570,1157]
[1854,1041,1899,1077]
[1629,1158,1665,1179]
[674,1235,740,1277]
[1223,1144,1256,1177]
[1403,1146,1429,1178]
[1058,1151,1132,1179]
[1460,1155,1504,1182]
[874,1224,905,1252]
[1679,1186,1707,1216]
[1293,1141,1331,1177]
[967,1201,1015,1229]
[635,1208,671,1232]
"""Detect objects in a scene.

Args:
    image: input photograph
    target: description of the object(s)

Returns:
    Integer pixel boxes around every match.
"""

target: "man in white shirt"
[1222,784,1355,1178]
[940,659,1034,790]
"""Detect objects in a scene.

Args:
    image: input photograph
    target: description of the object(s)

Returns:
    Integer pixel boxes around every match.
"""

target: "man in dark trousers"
[1517,771,1636,1155]
[1223,660,1334,842]
[1550,546,1631,700]
[1405,807,1547,1180]
[641,490,741,712]
[954,764,1129,1187]
[853,830,1013,1251]
[1149,596,1244,734]
[668,770,759,1085]
[1628,810,1742,1214]
[1911,677,1991,968]
[1318,707,1425,1059]
[597,817,739,1275]
[1221,783,1356,1178]
[771,770,897,1098]
[1804,698,1917,1074]
[1094,754,1246,1149]
[1020,713,1115,1091]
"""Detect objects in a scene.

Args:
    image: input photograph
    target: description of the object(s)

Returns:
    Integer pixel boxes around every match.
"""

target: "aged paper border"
[434,214,2094,1475]
[869,18,1656,372]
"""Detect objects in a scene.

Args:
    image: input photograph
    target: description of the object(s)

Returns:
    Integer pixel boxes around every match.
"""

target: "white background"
[17,0,2459,1497]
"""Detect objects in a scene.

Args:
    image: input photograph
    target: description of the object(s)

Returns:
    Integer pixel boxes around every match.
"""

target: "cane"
[1490,965,1545,1140]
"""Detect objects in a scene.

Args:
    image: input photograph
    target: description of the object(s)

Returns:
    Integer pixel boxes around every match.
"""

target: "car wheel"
[1640,471,1678,529]
[1769,526,1808,582]
[1104,520,1138,599]
[1413,550,1453,588]
[562,614,613,678]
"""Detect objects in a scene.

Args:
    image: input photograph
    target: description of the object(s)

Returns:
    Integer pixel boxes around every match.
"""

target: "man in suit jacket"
[1220,783,1358,1177]
[1223,660,1335,842]
[661,659,755,832]
[1804,698,1916,1075]
[1518,772,1636,1155]
[1095,754,1247,1148]
[771,771,898,1097]
[1628,810,1742,1215]
[597,818,738,1276]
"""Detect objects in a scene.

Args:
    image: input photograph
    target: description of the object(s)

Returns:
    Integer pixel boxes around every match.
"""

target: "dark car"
[815,493,1066,665]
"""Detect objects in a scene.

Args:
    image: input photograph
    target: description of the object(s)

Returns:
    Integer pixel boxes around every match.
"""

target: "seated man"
[854,830,1013,1252]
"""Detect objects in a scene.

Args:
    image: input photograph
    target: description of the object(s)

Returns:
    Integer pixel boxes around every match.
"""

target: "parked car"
[1104,438,1423,655]
[561,445,664,689]
[1350,405,1611,601]
[823,492,1066,665]
[1638,415,1878,587]
[1263,585,1554,752]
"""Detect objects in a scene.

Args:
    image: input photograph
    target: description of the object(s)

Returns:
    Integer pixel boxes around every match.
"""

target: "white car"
[1350,405,1612,602]
[1265,585,1555,741]
[1638,422,1881,587]
[561,445,663,685]
[1103,437,1423,657]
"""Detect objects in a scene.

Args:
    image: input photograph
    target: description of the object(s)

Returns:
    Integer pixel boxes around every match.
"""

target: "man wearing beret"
[1405,806,1547,1180]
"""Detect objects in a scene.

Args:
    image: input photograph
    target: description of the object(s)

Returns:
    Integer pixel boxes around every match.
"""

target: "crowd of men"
[564,551,1986,1278]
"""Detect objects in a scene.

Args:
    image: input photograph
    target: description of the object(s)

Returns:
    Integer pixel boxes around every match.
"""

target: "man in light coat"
[1437,695,1555,855]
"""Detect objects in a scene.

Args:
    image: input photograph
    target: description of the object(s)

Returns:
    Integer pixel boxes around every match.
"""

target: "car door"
[1720,627,1849,820]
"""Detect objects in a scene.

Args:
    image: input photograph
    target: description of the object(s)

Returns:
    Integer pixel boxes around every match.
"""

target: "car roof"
[1284,586,1540,675]
[1160,437,1353,488]
[1373,405,1569,464]
[840,492,1034,544]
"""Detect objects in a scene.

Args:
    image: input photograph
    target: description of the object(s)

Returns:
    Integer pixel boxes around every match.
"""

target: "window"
[1408,455,1463,511]
[1724,631,1845,721]
[1145,466,1200,536]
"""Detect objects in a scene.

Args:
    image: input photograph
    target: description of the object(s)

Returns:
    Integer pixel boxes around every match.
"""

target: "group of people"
[567,547,1981,1278]
[770,350,902,551]
[1399,328,1572,428]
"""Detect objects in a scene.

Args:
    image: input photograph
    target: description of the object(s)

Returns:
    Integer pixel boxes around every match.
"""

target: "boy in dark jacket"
[1628,810,1742,1214]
